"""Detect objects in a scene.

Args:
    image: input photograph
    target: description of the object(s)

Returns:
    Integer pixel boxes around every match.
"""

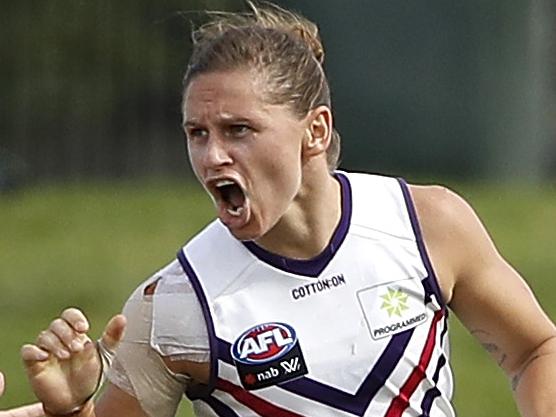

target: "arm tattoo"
[511,354,542,391]
[471,329,508,367]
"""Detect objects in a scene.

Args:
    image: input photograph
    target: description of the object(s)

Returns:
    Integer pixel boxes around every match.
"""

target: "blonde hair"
[183,1,341,170]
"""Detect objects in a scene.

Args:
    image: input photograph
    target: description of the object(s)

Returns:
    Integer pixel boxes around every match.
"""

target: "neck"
[255,166,342,260]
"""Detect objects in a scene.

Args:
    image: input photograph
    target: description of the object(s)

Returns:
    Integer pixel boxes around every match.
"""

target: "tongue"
[227,184,245,209]
[218,191,250,230]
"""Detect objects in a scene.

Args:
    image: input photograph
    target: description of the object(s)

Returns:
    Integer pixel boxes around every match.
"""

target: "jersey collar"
[242,171,352,278]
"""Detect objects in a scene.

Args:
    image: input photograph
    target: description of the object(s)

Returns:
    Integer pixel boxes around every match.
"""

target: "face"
[182,70,308,241]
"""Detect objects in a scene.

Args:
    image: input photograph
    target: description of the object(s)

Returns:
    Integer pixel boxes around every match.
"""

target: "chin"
[229,228,261,242]
[225,223,266,242]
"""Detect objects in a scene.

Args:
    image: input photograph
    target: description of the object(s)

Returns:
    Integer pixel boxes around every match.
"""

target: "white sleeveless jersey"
[177,172,455,417]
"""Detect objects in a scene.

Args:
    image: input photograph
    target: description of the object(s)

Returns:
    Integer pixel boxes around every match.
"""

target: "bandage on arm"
[106,261,209,417]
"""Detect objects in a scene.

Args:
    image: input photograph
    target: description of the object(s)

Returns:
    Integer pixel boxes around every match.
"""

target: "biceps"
[450,256,556,374]
[95,383,149,417]
[108,342,186,417]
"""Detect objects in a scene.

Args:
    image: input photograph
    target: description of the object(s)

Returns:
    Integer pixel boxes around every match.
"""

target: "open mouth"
[214,179,246,217]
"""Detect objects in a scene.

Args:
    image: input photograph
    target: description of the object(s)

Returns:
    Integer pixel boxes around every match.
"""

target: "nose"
[202,135,233,169]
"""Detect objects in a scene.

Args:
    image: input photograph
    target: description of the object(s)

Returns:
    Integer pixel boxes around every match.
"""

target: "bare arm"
[29,384,148,417]
[86,384,148,417]
[411,185,556,417]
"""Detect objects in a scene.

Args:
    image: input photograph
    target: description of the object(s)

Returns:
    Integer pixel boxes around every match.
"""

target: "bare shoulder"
[409,184,556,381]
[407,184,475,229]
[406,184,499,304]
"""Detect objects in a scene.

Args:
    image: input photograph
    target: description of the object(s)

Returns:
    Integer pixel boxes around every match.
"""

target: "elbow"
[510,334,556,388]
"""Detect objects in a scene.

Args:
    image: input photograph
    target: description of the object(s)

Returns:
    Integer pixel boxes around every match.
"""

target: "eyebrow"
[183,114,255,128]
[182,120,198,128]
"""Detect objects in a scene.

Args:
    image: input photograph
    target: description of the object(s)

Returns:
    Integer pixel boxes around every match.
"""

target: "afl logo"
[231,322,296,364]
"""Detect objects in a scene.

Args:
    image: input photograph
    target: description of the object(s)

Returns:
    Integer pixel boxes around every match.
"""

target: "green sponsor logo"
[380,287,409,317]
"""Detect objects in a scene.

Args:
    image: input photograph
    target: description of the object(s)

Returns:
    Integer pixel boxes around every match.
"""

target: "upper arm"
[410,184,556,376]
[95,383,149,417]
[105,337,189,417]
[102,262,205,417]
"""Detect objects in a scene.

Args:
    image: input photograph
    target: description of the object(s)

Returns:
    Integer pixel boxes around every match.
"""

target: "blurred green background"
[1,0,555,416]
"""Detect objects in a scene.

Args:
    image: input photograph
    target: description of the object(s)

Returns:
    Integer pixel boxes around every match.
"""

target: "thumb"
[0,371,4,396]
[100,314,126,352]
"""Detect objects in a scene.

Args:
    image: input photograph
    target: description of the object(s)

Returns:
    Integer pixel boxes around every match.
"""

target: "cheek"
[187,144,207,187]
[187,143,201,173]
[256,140,302,196]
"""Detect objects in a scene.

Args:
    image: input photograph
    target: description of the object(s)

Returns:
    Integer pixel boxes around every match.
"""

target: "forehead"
[183,70,269,121]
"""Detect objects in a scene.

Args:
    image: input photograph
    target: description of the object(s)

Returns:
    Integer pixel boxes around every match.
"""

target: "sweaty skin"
[21,70,556,417]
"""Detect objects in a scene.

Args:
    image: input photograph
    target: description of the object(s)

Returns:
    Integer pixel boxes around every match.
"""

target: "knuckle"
[36,330,51,347]
[62,307,88,328]
[50,318,67,329]
[37,329,50,340]
[63,307,83,318]
[20,347,33,360]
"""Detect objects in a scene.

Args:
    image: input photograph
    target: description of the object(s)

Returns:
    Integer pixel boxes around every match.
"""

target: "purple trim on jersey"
[177,250,219,400]
[205,395,241,417]
[242,172,352,278]
[420,355,447,416]
[420,278,436,305]
[216,328,414,416]
[420,311,450,416]
[397,178,445,307]
[440,313,449,344]
[218,338,233,363]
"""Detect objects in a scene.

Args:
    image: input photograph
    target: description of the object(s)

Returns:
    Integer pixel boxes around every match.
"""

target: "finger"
[35,330,70,360]
[21,344,49,364]
[60,307,89,333]
[100,314,127,352]
[49,318,89,353]
[0,371,4,396]
[1,402,43,417]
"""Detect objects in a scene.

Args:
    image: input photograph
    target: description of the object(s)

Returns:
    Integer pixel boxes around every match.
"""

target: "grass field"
[0,179,555,416]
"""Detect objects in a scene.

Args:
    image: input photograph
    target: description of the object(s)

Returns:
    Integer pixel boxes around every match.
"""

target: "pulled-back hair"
[183,1,341,170]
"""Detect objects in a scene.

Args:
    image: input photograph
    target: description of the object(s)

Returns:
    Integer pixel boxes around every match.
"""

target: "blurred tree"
[1,0,554,182]
[1,0,240,181]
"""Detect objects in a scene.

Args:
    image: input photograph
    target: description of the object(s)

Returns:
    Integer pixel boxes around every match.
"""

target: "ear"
[302,106,333,159]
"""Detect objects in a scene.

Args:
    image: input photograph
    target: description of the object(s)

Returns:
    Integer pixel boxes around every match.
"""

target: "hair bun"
[193,1,325,65]
[249,1,325,64]
[292,26,324,64]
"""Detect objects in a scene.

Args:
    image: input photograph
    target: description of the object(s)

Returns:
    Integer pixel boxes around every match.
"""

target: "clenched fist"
[21,308,126,415]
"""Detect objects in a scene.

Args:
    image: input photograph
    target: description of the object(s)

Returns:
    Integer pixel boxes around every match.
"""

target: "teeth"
[215,179,235,188]
[226,206,244,217]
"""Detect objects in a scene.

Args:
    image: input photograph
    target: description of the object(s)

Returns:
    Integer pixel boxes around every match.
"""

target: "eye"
[228,124,251,138]
[186,127,208,141]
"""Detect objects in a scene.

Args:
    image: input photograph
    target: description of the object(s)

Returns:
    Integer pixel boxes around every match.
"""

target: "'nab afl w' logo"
[231,322,308,390]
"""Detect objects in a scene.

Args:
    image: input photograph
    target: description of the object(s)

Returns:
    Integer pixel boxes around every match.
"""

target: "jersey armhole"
[177,249,218,399]
[396,178,447,310]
